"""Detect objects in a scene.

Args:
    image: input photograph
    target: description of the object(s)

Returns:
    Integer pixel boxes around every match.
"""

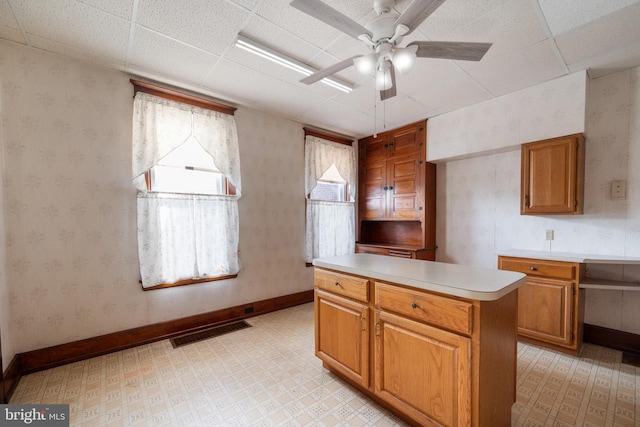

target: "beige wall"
[0,41,313,361]
[435,67,640,334]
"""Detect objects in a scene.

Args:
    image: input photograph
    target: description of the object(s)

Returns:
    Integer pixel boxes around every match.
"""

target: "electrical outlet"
[545,230,554,241]
[611,180,626,199]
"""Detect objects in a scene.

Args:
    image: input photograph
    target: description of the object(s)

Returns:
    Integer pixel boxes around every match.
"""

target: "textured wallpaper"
[427,71,587,162]
[0,41,312,356]
[435,67,640,334]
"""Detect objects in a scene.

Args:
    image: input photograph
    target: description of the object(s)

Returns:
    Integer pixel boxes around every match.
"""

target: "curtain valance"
[132,92,241,196]
[304,135,356,200]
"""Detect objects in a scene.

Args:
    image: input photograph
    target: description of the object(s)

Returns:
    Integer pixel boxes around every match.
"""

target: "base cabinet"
[314,266,517,426]
[499,256,584,355]
[375,310,471,427]
[315,289,369,388]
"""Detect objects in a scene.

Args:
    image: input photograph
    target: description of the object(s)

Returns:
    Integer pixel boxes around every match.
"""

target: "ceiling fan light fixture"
[354,53,377,75]
[375,60,392,91]
[391,45,417,75]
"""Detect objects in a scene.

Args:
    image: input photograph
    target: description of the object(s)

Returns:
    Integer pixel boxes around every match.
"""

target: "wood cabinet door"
[517,276,574,346]
[521,134,584,214]
[388,122,424,158]
[374,310,471,427]
[315,289,369,388]
[387,153,423,220]
[359,134,388,164]
[359,159,386,220]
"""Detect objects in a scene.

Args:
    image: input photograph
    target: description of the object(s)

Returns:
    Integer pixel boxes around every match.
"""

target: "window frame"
[132,79,239,290]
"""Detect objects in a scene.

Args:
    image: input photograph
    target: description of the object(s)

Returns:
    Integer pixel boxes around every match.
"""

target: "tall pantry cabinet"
[356,120,437,260]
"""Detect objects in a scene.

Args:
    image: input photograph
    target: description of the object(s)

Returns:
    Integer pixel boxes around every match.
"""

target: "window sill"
[141,274,238,291]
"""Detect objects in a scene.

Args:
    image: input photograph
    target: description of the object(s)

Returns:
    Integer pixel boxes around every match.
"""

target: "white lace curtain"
[132,92,241,289]
[304,135,356,201]
[132,92,241,196]
[304,135,356,263]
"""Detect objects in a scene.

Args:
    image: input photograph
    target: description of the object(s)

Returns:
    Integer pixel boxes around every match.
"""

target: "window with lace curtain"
[304,129,356,264]
[131,80,241,290]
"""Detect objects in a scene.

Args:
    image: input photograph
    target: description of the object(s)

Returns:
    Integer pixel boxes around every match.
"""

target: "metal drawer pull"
[530,266,538,271]
[411,303,418,309]
[335,281,340,286]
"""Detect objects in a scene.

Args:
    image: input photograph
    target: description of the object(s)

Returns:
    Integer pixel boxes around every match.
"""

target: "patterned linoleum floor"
[10,303,639,426]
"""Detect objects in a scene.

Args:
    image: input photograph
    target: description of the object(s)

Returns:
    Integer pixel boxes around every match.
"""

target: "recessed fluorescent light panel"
[235,34,353,94]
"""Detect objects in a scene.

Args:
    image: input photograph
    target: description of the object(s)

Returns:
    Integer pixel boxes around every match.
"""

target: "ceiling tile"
[0,0,19,28]
[410,67,492,113]
[300,99,377,137]
[0,26,25,44]
[128,26,218,87]
[77,0,134,20]
[14,0,130,60]
[418,0,512,39]
[555,2,640,66]
[451,0,549,73]
[538,0,639,36]
[136,0,249,55]
[468,39,568,96]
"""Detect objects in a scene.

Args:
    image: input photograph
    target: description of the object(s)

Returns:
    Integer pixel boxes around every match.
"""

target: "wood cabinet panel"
[499,256,584,355]
[517,277,573,346]
[374,310,471,427]
[521,134,584,215]
[500,258,575,280]
[315,289,369,388]
[314,268,369,303]
[375,282,473,335]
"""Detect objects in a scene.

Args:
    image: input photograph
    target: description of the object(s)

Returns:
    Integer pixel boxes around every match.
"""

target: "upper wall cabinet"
[356,121,437,260]
[521,134,585,215]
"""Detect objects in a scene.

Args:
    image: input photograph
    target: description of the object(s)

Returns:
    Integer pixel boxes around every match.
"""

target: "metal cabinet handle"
[530,266,537,271]
[411,303,418,309]
[335,281,340,286]
[360,317,366,331]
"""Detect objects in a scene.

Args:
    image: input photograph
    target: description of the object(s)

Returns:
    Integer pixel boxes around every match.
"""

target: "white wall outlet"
[611,180,626,199]
[545,230,554,241]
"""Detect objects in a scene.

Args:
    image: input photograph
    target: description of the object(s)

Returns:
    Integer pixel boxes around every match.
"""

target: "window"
[304,130,356,264]
[145,137,234,196]
[131,80,241,290]
[309,164,348,202]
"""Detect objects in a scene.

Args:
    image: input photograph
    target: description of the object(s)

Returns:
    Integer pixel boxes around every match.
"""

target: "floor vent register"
[170,320,252,348]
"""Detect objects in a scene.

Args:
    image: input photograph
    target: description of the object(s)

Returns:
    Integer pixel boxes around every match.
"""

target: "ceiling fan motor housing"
[373,0,395,15]
[366,15,400,44]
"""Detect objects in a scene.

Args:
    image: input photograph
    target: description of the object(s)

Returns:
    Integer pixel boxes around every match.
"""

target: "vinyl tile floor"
[10,303,640,426]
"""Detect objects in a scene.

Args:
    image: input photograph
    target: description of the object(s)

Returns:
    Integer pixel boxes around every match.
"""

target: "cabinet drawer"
[500,257,575,280]
[375,282,473,335]
[388,249,413,258]
[315,268,369,303]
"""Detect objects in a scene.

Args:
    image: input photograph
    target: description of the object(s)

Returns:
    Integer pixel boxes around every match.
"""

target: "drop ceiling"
[2,0,640,138]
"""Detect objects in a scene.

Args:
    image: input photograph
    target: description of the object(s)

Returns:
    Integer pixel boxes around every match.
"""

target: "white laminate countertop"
[498,249,640,264]
[312,254,526,301]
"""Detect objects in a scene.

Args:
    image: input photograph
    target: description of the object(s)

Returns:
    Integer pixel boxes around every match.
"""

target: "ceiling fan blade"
[408,41,492,61]
[394,0,446,35]
[300,56,361,85]
[380,66,396,101]
[290,0,372,40]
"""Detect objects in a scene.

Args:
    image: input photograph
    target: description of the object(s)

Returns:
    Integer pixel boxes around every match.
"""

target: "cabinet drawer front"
[375,282,473,335]
[500,258,575,280]
[315,268,369,302]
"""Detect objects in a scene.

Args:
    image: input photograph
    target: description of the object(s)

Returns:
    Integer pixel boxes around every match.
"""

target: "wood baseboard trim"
[17,290,314,376]
[2,355,21,403]
[583,323,640,357]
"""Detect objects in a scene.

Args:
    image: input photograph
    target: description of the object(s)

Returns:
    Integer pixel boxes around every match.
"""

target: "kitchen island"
[312,254,526,427]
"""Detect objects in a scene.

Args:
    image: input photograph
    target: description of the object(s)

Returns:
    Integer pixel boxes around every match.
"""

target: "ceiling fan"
[291,0,492,100]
